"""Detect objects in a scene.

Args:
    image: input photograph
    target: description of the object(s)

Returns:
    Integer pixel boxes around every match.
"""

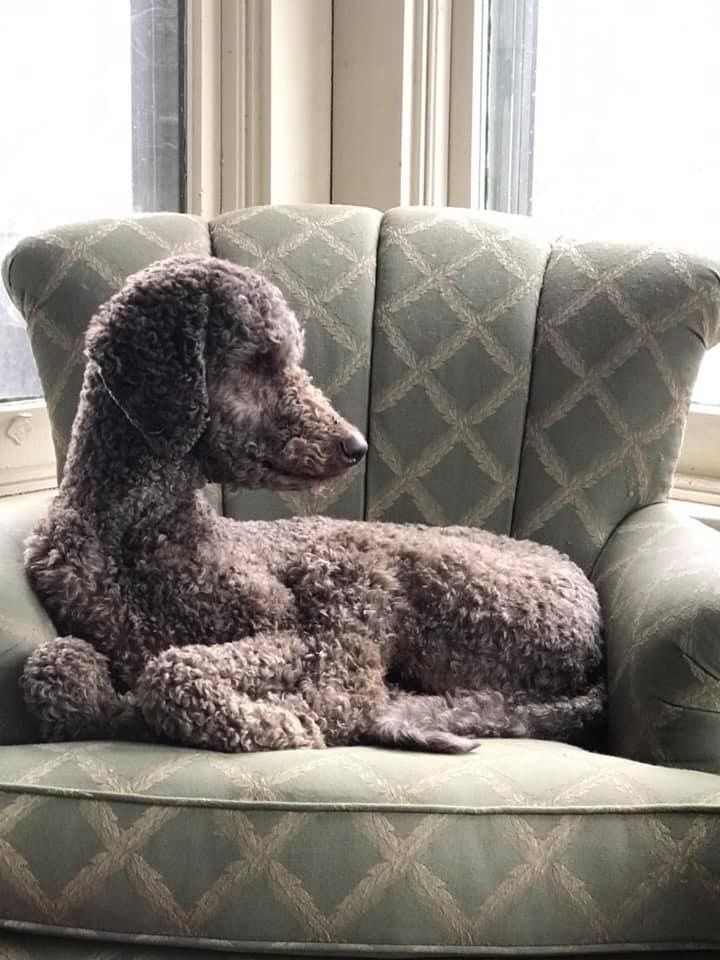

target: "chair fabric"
[5,206,718,569]
[0,740,719,954]
[2,215,212,481]
[511,238,719,571]
[210,204,382,522]
[365,207,550,534]
[594,502,720,772]
[0,493,55,745]
[2,204,720,959]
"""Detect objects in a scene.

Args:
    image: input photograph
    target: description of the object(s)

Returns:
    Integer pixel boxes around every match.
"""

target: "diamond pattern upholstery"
[210,204,382,521]
[0,740,719,953]
[2,205,720,959]
[511,238,720,571]
[0,946,708,960]
[366,208,550,532]
[2,215,212,481]
[594,502,720,773]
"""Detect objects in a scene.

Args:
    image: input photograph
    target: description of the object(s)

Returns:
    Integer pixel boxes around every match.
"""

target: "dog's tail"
[370,684,606,754]
[21,636,146,742]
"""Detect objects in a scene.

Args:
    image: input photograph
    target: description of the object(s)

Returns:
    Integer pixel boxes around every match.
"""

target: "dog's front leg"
[22,636,146,742]
[292,630,391,747]
[135,632,325,752]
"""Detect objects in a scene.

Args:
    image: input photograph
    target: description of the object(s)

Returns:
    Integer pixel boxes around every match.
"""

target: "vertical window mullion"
[130,0,186,212]
[484,0,538,215]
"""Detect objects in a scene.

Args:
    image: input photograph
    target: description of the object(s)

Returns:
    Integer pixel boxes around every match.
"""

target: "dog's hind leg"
[21,636,140,741]
[136,634,325,752]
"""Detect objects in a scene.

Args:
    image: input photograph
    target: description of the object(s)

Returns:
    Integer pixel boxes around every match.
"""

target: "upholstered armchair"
[1,204,719,959]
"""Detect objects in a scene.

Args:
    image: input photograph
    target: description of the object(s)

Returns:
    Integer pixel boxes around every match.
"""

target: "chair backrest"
[4,204,718,572]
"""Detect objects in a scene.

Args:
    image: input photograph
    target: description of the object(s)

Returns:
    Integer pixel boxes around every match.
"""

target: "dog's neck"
[58,369,211,541]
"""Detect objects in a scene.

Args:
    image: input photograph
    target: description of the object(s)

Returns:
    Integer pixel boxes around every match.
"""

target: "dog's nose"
[340,433,368,464]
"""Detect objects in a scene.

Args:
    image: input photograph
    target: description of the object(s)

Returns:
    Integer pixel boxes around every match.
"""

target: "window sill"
[668,497,720,532]
[676,403,720,481]
[0,400,56,498]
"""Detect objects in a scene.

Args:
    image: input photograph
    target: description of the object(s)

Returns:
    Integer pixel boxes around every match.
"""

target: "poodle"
[21,255,605,753]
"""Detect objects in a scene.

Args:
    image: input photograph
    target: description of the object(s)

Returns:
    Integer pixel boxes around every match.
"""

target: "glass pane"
[0,0,184,402]
[522,0,720,405]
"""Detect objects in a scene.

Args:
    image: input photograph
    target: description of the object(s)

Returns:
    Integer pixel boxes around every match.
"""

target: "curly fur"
[21,254,606,753]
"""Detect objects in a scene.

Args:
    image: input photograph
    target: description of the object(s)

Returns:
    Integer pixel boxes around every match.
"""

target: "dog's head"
[85,254,367,489]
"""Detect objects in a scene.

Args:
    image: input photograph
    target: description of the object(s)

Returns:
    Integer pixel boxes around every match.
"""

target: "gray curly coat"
[21,255,605,754]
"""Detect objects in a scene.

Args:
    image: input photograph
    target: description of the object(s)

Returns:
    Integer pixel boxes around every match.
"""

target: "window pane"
[509,0,720,405]
[0,0,184,402]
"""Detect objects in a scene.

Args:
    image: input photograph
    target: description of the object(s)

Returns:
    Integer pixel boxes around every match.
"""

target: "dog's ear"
[85,258,210,460]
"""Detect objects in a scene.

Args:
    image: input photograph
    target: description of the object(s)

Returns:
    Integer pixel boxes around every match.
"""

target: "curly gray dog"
[21,254,605,753]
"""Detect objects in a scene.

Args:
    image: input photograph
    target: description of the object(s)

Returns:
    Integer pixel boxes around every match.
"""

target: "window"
[483,0,720,408]
[0,0,184,403]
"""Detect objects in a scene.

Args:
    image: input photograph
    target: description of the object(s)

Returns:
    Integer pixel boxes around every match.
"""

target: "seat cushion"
[0,741,719,955]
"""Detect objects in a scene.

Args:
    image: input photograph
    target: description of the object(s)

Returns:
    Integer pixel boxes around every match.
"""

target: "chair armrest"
[0,492,57,744]
[593,502,720,773]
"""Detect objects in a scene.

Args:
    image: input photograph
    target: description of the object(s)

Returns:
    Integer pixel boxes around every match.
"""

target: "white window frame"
[0,400,56,498]
[0,0,187,497]
[1,0,332,499]
[2,0,718,510]
[185,0,332,216]
[332,0,720,513]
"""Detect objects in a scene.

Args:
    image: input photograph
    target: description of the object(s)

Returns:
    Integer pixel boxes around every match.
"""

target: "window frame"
[0,400,55,497]
[2,0,718,506]
[130,0,187,213]
[1,0,332,498]
[473,0,720,496]
[0,0,188,497]
[333,0,720,505]
[484,0,538,215]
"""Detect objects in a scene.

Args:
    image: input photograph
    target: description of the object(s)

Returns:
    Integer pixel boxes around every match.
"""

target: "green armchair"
[1,204,719,959]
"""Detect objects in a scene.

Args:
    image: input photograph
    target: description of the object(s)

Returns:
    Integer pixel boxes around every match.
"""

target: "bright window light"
[0,0,182,402]
[530,0,720,405]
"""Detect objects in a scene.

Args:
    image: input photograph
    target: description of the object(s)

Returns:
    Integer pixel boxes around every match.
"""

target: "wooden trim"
[669,498,720,532]
[448,0,487,208]
[402,0,452,205]
[220,0,271,210]
[671,472,720,507]
[333,0,450,209]
[269,0,332,204]
[332,0,406,209]
[185,0,222,216]
[187,0,330,214]
[425,0,452,204]
[676,405,720,482]
[0,401,57,499]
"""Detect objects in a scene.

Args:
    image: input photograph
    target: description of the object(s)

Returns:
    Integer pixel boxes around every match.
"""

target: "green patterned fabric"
[2,205,720,958]
[594,503,720,774]
[1,215,212,481]
[511,238,720,572]
[366,208,550,532]
[4,207,719,546]
[210,204,382,522]
[0,494,55,746]
[4,947,710,960]
[0,739,719,954]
